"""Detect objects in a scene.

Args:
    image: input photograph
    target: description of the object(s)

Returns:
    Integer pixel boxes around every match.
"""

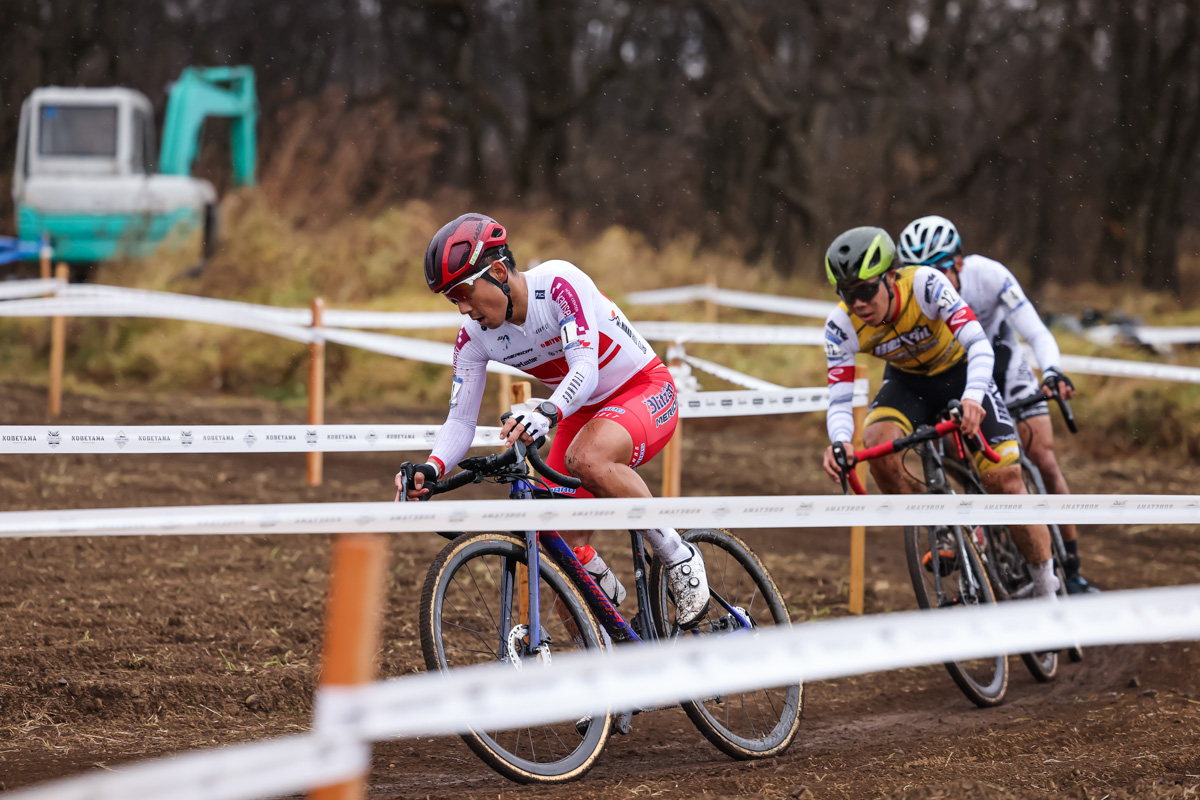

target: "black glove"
[1041,368,1074,395]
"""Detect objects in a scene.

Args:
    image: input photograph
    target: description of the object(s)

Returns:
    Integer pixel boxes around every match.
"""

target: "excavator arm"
[158,66,257,186]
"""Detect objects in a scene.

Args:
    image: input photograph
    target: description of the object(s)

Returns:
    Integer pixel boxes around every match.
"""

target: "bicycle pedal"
[615,710,632,735]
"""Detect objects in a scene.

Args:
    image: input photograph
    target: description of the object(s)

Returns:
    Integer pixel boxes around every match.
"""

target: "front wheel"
[650,528,803,760]
[419,531,612,784]
[904,523,1009,707]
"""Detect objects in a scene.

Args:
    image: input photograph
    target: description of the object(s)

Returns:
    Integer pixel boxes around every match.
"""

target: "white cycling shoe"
[666,543,710,629]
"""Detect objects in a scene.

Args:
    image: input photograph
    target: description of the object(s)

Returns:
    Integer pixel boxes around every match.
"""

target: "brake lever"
[832,442,852,495]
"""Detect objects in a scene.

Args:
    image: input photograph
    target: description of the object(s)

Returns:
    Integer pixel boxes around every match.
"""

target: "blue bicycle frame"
[500,476,753,661]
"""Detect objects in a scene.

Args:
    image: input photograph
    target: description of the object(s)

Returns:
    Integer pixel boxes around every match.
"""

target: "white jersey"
[957,254,1061,378]
[427,259,657,475]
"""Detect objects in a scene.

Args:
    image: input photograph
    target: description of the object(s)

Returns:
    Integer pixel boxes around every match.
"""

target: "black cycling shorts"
[865,360,1020,474]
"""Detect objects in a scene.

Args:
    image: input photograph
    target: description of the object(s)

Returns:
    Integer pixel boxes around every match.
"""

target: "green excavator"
[11,66,257,274]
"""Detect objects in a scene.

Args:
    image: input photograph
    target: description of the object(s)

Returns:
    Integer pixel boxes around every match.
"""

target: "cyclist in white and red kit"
[396,213,710,627]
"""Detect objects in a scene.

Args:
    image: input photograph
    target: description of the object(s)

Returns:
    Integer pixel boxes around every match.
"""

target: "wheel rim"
[910,525,1007,698]
[658,534,801,752]
[430,538,607,776]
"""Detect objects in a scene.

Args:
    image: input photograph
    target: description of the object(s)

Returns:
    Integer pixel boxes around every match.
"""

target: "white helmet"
[898,215,961,267]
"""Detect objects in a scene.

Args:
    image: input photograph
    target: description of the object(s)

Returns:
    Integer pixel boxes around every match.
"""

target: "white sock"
[637,528,689,566]
[1029,559,1060,600]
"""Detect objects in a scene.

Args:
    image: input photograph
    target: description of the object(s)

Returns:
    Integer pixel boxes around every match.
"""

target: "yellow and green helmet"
[824,226,896,286]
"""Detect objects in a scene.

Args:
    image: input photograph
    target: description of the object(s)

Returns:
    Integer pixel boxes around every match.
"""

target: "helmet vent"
[448,241,472,271]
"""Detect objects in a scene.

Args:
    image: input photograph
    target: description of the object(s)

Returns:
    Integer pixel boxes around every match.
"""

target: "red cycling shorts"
[544,360,679,498]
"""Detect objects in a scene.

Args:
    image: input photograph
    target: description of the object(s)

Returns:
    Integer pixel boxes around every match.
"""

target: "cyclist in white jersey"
[898,215,1098,594]
[396,213,710,627]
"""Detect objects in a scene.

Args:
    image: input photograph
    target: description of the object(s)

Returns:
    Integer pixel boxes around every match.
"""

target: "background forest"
[3,0,1200,296]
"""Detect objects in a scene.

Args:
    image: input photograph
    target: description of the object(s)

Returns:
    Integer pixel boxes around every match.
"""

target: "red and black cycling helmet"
[424,213,509,294]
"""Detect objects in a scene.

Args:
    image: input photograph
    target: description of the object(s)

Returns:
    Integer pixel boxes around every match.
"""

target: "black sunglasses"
[837,276,885,305]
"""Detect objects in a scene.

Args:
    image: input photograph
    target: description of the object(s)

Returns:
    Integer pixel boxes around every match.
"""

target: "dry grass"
[2,189,1197,459]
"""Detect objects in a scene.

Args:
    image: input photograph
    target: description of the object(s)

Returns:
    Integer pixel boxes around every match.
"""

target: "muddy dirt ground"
[1,381,1198,798]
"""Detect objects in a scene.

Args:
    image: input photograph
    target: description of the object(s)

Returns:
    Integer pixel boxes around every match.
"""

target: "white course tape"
[0,425,503,454]
[0,278,62,300]
[683,355,784,390]
[1058,353,1200,385]
[635,320,825,346]
[4,733,368,800]
[61,283,464,330]
[0,295,318,345]
[1084,324,1200,347]
[0,493,1196,539]
[333,584,1200,741]
[680,381,869,418]
[319,327,525,376]
[626,284,836,320]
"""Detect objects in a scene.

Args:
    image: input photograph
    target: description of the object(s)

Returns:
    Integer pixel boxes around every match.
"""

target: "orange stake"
[308,532,388,800]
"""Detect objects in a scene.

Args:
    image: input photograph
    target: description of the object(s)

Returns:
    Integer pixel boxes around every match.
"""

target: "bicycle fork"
[921,443,983,606]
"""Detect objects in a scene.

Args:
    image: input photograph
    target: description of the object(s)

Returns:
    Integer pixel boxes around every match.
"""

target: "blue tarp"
[0,236,45,266]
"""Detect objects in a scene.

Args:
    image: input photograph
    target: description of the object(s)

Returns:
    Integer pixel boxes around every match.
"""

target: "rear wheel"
[904,521,1009,707]
[1021,459,1084,664]
[650,528,803,759]
[951,460,1063,682]
[420,531,612,784]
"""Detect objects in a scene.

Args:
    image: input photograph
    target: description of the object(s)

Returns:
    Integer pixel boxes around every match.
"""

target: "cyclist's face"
[841,274,891,325]
[446,262,506,327]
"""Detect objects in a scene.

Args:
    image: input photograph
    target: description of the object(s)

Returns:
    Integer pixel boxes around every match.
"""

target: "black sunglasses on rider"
[837,275,885,305]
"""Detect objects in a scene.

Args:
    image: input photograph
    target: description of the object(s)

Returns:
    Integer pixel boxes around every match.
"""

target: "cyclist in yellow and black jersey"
[818,226,1059,600]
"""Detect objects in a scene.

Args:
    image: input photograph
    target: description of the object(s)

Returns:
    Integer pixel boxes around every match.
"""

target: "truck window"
[38,105,119,157]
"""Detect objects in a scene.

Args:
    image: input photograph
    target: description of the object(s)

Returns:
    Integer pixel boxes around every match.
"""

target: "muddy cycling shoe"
[666,543,710,629]
[921,527,958,577]
[1063,571,1100,595]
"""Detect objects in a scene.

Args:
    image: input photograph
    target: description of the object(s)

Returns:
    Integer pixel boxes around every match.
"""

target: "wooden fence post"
[307,298,325,487]
[848,378,869,615]
[39,240,51,280]
[307,532,388,800]
[661,347,685,498]
[47,263,68,420]
[496,373,513,435]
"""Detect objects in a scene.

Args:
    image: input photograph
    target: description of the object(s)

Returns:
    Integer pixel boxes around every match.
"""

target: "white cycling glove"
[512,410,553,442]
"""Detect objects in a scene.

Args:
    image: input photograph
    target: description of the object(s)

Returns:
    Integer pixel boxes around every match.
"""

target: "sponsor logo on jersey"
[535,289,546,299]
[609,309,639,342]
[827,366,855,384]
[873,326,933,357]
[540,336,561,349]
[643,382,676,415]
[824,340,842,359]
[498,334,510,350]
[598,405,626,415]
[653,395,678,428]
[948,306,976,333]
[630,442,647,468]
[826,320,849,342]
